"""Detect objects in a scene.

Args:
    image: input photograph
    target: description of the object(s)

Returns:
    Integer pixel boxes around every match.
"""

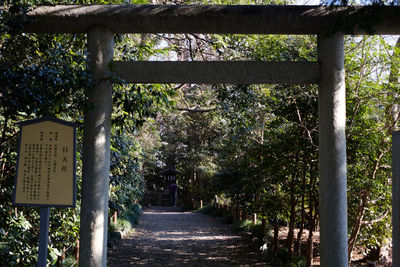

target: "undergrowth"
[109,203,142,234]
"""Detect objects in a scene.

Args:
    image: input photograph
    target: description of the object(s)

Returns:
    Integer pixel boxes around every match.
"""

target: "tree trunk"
[306,236,313,267]
[306,206,315,267]
[75,240,79,264]
[0,114,9,179]
[0,114,8,157]
[273,222,279,251]
[348,151,384,260]
[348,192,368,261]
[295,189,306,255]
[286,192,296,255]
[306,172,316,267]
[295,169,307,255]
[57,247,66,267]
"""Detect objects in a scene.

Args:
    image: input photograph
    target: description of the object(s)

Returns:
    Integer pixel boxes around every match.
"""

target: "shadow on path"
[107,206,268,266]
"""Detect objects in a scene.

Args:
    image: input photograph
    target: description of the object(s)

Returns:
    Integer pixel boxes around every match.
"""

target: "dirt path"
[107,206,268,266]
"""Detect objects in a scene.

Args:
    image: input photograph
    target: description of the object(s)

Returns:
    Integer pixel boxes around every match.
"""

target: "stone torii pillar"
[393,129,400,266]
[318,32,348,266]
[80,26,114,267]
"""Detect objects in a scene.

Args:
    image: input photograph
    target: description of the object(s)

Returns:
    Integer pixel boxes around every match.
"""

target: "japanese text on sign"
[14,119,76,207]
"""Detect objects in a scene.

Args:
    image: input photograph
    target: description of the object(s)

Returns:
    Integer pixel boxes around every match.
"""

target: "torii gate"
[22,5,400,266]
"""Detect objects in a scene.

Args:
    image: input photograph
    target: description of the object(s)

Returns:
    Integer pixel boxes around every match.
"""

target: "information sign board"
[13,118,77,207]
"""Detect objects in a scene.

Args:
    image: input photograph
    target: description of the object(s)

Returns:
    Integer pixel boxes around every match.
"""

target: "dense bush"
[199,205,231,223]
[232,219,268,241]
[122,204,143,226]
[232,219,254,233]
[267,249,306,267]
[199,205,214,215]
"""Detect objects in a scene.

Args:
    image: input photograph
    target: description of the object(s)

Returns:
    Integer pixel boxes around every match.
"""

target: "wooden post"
[113,211,117,224]
[252,213,257,224]
[262,218,267,237]
[200,200,203,209]
[38,207,50,267]
[75,239,80,264]
[58,246,66,267]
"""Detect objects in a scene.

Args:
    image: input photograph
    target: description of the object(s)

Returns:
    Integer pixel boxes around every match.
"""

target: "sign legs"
[38,207,50,267]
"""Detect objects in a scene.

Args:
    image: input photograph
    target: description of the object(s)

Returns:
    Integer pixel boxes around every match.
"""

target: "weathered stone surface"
[80,25,114,267]
[21,5,400,34]
[318,32,348,266]
[393,130,400,266]
[113,61,319,84]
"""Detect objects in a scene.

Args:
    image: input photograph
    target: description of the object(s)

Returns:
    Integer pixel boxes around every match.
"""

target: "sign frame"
[12,117,77,208]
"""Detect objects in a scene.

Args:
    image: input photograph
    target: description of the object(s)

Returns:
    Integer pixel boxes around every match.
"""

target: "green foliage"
[232,219,254,232]
[199,205,226,217]
[134,20,396,261]
[0,2,87,264]
[209,208,224,218]
[211,35,319,237]
[232,219,267,240]
[344,35,395,253]
[267,249,306,267]
[112,83,175,132]
[0,1,164,265]
[109,132,145,213]
[251,223,266,241]
[199,205,214,215]
[109,204,142,234]
[110,218,132,233]
[123,204,142,225]
[112,33,176,132]
[0,212,38,265]
[62,256,78,267]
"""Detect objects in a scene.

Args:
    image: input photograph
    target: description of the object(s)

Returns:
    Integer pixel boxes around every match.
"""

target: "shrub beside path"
[107,206,268,266]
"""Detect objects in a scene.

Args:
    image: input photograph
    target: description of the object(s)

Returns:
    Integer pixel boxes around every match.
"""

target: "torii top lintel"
[23,5,400,35]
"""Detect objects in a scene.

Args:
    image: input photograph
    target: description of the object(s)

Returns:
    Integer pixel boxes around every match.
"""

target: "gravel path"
[107,206,268,266]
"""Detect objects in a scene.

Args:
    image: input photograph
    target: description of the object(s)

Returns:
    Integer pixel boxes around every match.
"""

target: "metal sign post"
[38,207,50,267]
[12,117,77,266]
